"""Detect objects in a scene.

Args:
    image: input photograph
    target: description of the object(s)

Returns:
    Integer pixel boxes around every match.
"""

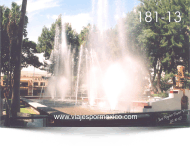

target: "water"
[79,0,147,111]
[75,46,83,104]
[47,0,147,112]
[47,18,71,102]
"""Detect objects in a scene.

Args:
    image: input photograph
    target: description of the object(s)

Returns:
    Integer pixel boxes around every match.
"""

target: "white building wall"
[144,90,183,112]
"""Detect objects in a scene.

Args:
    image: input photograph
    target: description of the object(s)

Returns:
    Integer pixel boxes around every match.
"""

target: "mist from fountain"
[47,17,71,102]
[79,0,148,111]
[46,0,147,112]
[75,46,83,104]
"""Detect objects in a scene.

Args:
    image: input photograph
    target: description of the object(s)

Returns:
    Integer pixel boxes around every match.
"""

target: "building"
[20,71,49,96]
[1,67,51,96]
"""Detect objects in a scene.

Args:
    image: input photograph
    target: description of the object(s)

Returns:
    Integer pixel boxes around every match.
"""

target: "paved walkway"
[19,97,190,127]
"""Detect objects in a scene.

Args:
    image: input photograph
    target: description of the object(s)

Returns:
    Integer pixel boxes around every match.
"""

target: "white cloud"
[52,15,59,20]
[16,0,60,21]
[63,13,92,33]
[34,53,45,63]
[27,21,53,43]
[16,0,60,13]
[27,11,39,21]
[22,53,50,74]
[47,14,59,20]
[28,35,39,43]
[47,14,50,19]
[46,24,52,28]
[46,13,92,33]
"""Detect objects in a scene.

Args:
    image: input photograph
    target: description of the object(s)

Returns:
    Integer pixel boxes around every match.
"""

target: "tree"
[79,24,91,47]
[137,0,190,93]
[37,16,80,75]
[1,3,42,77]
[0,1,42,117]
[12,0,27,117]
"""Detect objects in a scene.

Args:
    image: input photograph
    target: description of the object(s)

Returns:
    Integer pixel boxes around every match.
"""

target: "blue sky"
[1,0,140,43]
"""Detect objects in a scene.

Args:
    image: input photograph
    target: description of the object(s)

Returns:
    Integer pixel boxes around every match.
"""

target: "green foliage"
[65,23,79,50]
[138,0,189,73]
[37,26,54,59]
[79,23,91,46]
[37,15,62,59]
[36,0,190,94]
[3,75,7,81]
[185,80,190,89]
[37,16,80,75]
[37,16,79,59]
[0,3,42,75]
[125,0,190,92]
[180,72,190,89]
[153,92,169,98]
[20,108,37,114]
[21,38,43,68]
[160,73,174,91]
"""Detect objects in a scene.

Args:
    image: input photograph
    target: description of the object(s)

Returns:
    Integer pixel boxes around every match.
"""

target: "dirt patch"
[53,106,115,115]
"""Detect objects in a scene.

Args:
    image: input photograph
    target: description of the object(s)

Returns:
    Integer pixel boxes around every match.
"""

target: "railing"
[2,110,189,127]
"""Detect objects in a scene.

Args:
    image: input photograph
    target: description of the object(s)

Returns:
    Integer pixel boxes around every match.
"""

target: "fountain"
[47,17,72,103]
[71,0,147,112]
[45,0,147,113]
[17,0,190,127]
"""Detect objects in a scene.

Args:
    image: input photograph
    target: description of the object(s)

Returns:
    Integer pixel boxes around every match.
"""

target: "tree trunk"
[7,40,12,111]
[11,0,27,118]
[172,76,176,87]
[149,70,157,93]
[9,72,13,99]
[156,66,162,93]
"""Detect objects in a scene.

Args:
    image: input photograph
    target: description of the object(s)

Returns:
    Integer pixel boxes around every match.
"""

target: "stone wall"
[144,90,183,112]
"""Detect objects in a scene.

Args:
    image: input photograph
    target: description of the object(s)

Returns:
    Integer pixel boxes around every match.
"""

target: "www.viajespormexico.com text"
[54,114,138,121]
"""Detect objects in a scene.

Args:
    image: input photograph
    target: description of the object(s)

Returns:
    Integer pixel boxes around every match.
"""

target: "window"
[33,82,38,86]
[20,82,28,87]
[40,82,45,86]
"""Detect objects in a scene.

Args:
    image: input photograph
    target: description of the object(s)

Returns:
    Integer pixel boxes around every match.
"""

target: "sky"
[1,0,140,73]
[1,0,140,44]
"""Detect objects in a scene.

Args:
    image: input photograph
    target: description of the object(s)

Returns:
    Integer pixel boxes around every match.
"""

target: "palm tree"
[12,0,27,118]
[1,1,28,120]
[7,3,21,102]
